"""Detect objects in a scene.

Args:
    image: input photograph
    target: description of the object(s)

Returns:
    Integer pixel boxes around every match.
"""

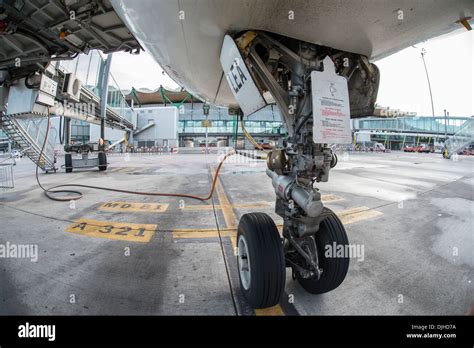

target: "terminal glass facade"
[176,103,285,135]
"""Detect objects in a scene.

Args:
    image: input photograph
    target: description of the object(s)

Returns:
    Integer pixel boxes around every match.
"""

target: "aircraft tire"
[296,208,350,294]
[237,212,285,309]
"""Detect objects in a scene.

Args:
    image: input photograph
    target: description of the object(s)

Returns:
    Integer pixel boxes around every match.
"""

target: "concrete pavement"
[0,151,472,315]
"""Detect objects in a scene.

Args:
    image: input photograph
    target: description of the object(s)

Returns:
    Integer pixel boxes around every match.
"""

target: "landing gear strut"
[222,31,379,308]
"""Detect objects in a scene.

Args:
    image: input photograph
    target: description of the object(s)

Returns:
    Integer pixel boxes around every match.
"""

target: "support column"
[98,54,113,143]
[64,118,72,145]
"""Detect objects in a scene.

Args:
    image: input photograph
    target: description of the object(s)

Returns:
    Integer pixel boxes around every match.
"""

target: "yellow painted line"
[255,305,285,316]
[321,194,344,203]
[65,218,157,243]
[336,206,383,225]
[172,206,383,239]
[183,201,271,211]
[109,167,136,173]
[211,166,237,230]
[181,205,214,211]
[98,201,169,213]
[172,227,236,239]
[173,231,219,239]
[181,195,342,211]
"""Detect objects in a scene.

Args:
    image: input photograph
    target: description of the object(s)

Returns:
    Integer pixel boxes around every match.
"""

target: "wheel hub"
[237,235,251,290]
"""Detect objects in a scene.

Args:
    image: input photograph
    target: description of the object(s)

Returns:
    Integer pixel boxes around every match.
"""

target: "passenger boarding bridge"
[352,116,473,153]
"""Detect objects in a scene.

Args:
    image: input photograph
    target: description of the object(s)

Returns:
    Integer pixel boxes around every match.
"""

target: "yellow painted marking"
[336,206,383,225]
[172,206,383,239]
[172,227,236,239]
[210,166,237,230]
[98,201,169,213]
[109,167,137,173]
[173,231,219,239]
[65,219,157,243]
[321,194,344,203]
[181,195,342,212]
[255,305,285,316]
[183,201,271,211]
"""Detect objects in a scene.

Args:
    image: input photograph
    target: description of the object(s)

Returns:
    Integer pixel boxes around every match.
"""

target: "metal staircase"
[1,114,57,172]
[444,118,474,158]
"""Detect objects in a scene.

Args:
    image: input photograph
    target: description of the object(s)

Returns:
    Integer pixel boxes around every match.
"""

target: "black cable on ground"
[36,109,235,202]
[36,109,83,201]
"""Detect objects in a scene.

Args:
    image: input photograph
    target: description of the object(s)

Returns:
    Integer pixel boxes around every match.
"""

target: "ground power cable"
[36,108,236,202]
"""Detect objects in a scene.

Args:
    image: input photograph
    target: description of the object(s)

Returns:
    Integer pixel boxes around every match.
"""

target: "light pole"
[421,48,435,118]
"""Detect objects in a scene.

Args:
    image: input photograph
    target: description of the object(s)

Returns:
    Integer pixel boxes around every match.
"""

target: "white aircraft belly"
[111,0,473,108]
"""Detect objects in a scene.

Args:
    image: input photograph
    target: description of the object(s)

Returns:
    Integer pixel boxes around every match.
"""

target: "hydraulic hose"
[37,109,235,202]
[240,115,269,153]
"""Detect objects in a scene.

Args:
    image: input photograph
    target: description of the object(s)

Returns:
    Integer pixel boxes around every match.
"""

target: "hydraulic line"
[240,115,269,153]
[36,108,235,202]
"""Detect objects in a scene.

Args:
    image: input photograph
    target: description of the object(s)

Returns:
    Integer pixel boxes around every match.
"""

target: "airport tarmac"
[0,151,473,315]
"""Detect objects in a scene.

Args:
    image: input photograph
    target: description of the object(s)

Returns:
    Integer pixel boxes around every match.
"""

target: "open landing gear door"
[220,35,266,116]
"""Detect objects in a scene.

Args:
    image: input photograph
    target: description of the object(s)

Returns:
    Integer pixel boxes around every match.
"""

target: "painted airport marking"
[98,201,169,213]
[183,202,271,211]
[172,206,383,239]
[108,167,141,173]
[255,305,285,316]
[65,219,157,243]
[172,228,236,239]
[336,206,383,225]
[182,194,343,211]
[210,166,238,244]
[321,194,345,203]
[94,195,343,215]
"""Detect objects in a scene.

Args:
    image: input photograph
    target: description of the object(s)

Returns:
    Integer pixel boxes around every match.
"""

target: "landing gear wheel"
[296,208,350,294]
[237,212,285,309]
[65,154,72,173]
[98,152,107,171]
[330,152,338,168]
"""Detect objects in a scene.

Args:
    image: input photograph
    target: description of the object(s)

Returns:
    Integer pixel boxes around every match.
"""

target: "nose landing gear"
[222,30,378,309]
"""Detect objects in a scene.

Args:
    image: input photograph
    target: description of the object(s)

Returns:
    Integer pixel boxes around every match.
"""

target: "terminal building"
[1,83,471,153]
[126,88,285,150]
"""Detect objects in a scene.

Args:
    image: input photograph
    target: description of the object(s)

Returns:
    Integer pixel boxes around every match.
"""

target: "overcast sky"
[111,30,473,117]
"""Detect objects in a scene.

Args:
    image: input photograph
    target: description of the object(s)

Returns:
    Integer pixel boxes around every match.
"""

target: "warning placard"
[311,56,352,144]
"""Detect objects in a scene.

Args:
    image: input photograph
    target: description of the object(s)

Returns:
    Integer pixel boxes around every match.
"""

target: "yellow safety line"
[183,202,271,211]
[173,206,383,239]
[210,166,238,232]
[336,206,383,225]
[255,305,285,316]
